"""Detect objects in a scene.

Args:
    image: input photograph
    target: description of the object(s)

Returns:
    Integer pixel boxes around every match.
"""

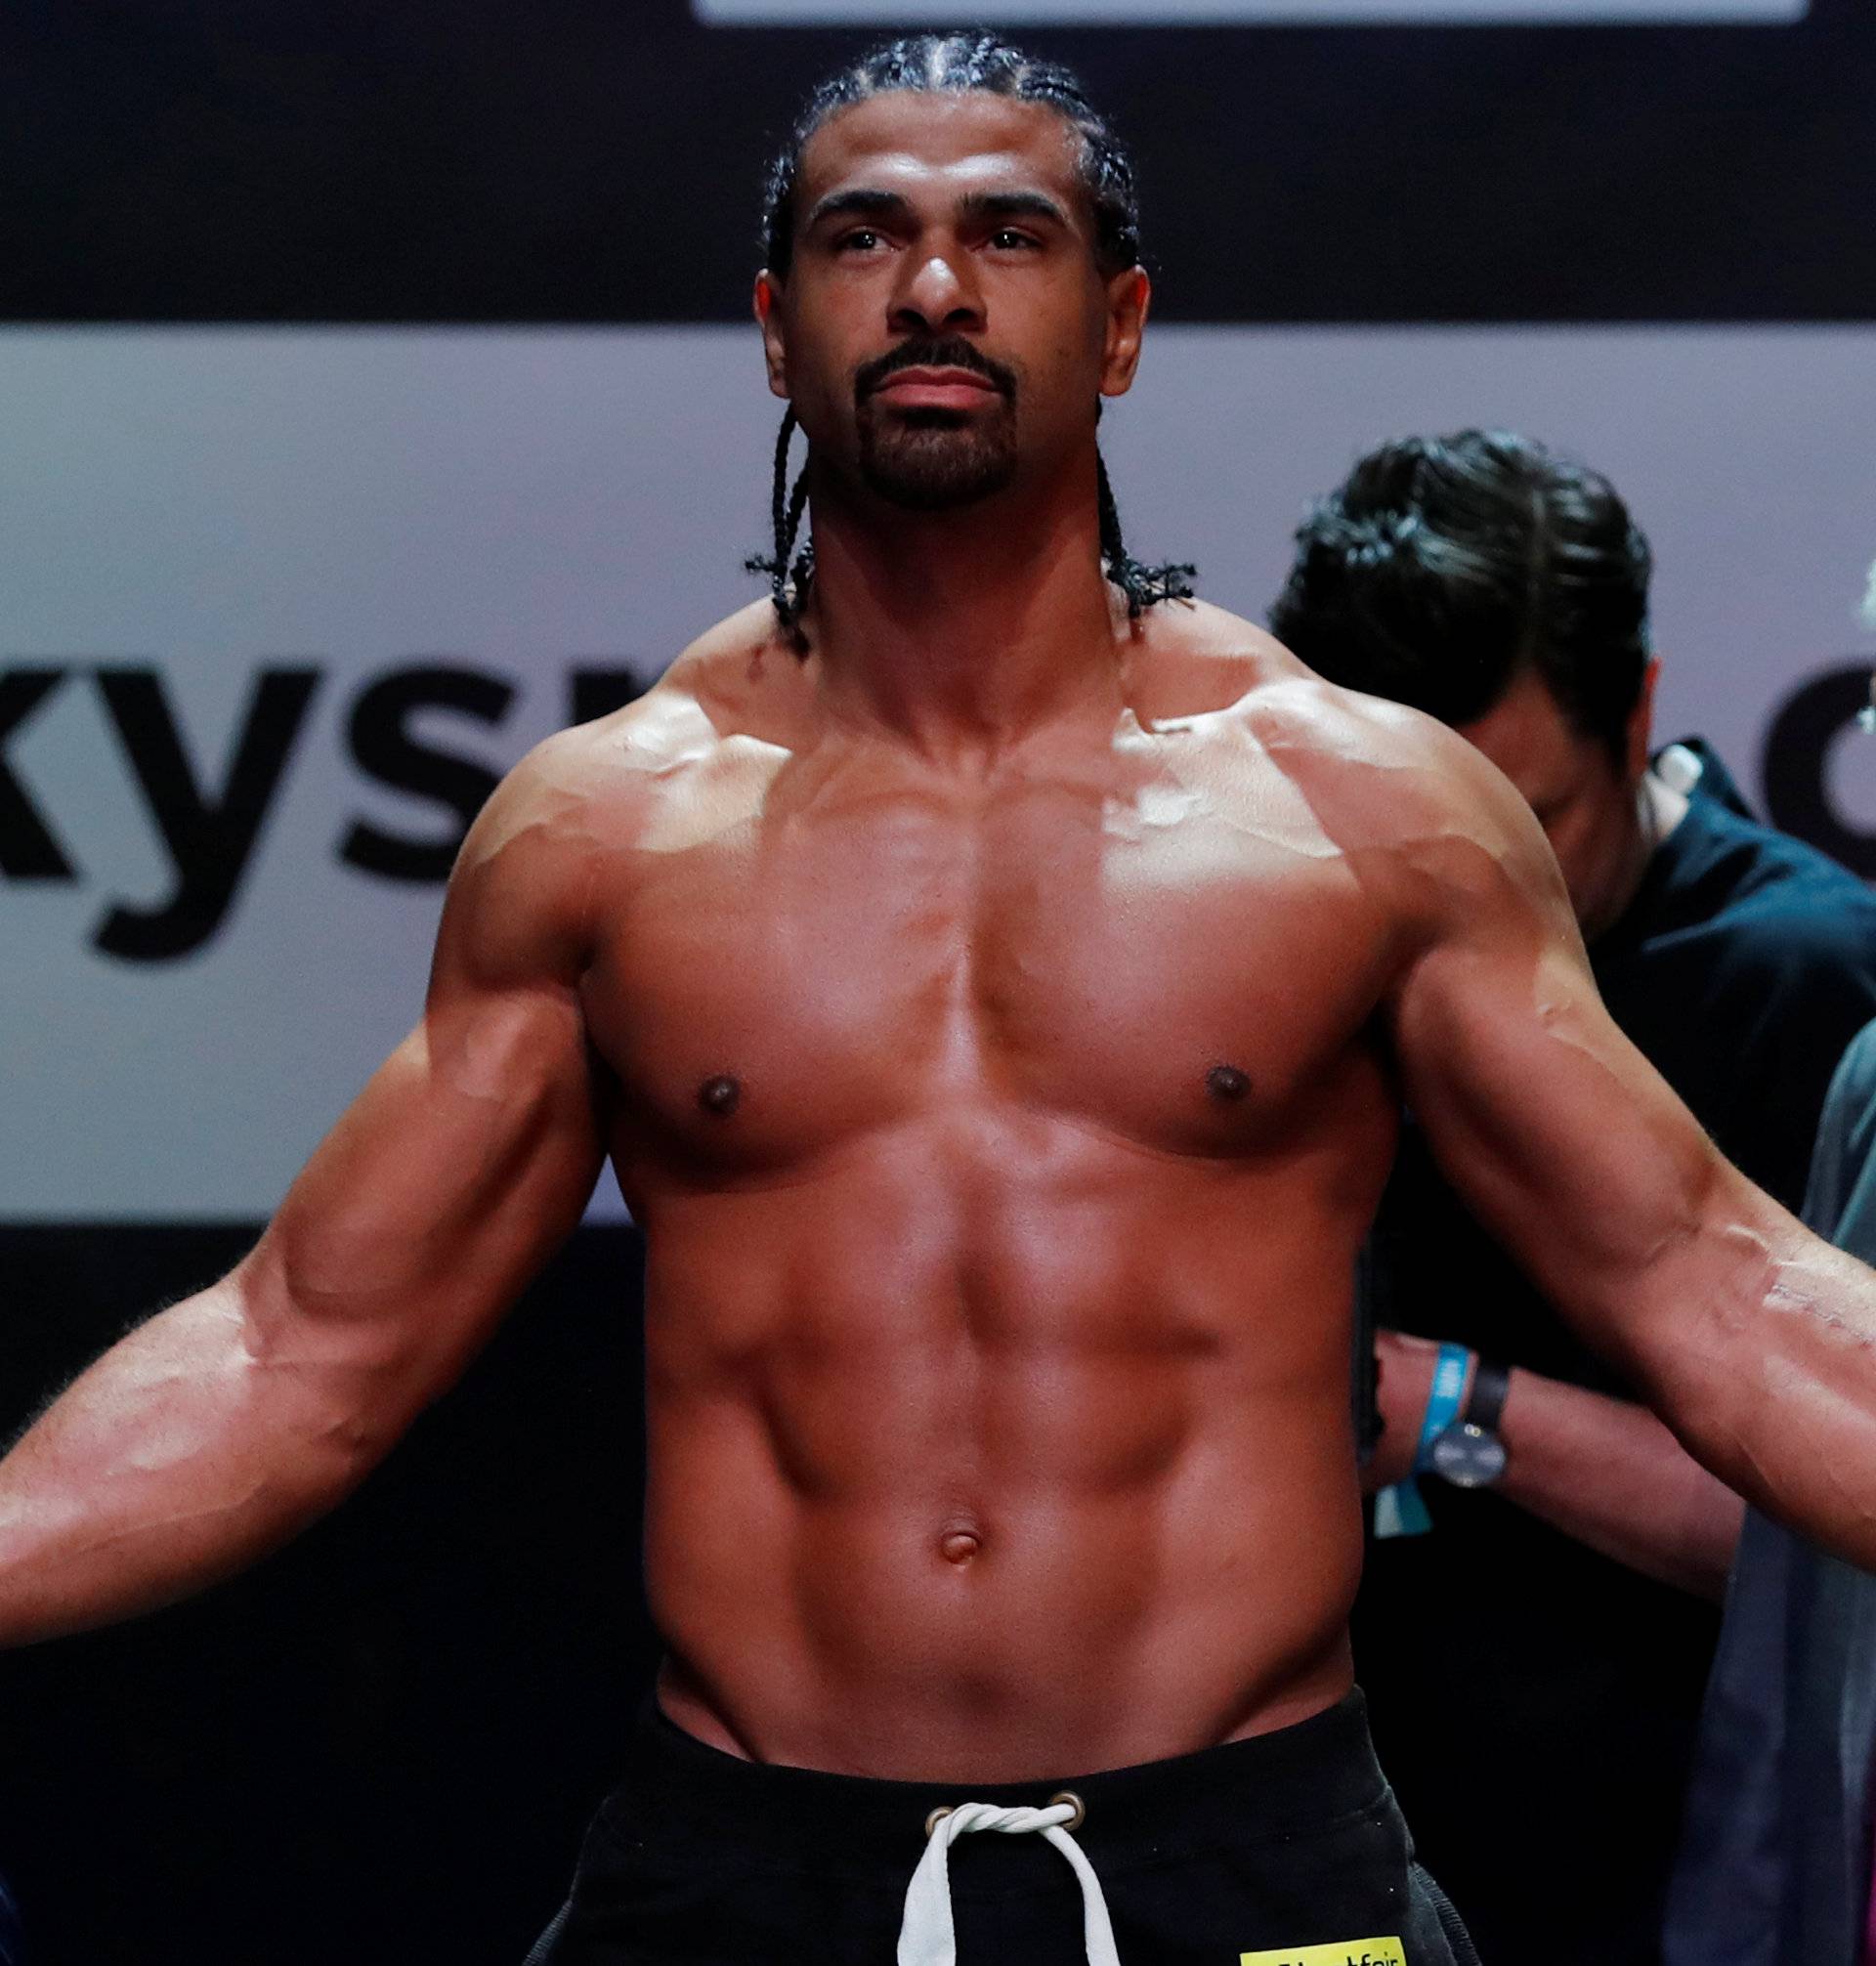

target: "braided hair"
[744,407,815,644]
[747,34,1195,642]
[1097,445,1196,619]
[760,35,1141,283]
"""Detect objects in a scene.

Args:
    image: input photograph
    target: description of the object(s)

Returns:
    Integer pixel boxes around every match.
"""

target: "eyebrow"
[959,190,1071,228]
[802,187,1073,233]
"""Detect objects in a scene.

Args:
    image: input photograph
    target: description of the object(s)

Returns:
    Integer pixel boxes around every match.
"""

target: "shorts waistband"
[613,1688,1387,1875]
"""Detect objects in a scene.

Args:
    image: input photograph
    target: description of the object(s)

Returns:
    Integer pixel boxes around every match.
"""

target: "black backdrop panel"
[7,0,1874,324]
[0,1226,655,1966]
[5,1,1874,1958]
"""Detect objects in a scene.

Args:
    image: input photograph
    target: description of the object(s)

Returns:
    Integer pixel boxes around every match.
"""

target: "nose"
[889,249,985,337]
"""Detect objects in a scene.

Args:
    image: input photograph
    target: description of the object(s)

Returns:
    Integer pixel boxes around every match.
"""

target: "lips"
[872,367,1002,410]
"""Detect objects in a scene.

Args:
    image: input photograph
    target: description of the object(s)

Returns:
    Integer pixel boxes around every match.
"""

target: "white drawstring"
[896,1796,1121,1966]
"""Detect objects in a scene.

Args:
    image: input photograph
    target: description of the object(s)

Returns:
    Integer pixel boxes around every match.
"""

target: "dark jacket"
[1665,1020,1876,1966]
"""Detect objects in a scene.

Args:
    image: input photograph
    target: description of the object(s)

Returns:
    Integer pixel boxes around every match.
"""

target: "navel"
[1206,1063,1251,1103]
[698,1074,743,1118]
[938,1525,982,1565]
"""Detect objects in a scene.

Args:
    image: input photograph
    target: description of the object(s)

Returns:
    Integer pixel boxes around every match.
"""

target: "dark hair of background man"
[1270,429,1652,758]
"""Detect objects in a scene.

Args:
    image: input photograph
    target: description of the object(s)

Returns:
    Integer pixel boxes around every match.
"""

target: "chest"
[585,761,1400,1175]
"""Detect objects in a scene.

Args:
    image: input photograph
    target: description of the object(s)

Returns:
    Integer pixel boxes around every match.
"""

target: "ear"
[1624,655,1662,783]
[754,271,790,402]
[1099,267,1150,401]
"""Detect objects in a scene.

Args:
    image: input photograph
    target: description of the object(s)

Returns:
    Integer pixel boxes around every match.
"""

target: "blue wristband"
[1411,1343,1472,1474]
[1373,1342,1472,1541]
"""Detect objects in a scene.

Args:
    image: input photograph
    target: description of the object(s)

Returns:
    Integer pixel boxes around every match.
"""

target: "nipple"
[939,1528,981,1565]
[1206,1063,1250,1102]
[698,1074,742,1118]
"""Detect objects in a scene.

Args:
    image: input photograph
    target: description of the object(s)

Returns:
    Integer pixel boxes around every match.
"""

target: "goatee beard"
[856,407,1019,511]
[851,335,1020,512]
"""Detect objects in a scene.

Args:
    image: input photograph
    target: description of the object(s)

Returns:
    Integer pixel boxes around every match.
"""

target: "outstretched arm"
[0,739,611,1645]
[1386,732,1876,1569]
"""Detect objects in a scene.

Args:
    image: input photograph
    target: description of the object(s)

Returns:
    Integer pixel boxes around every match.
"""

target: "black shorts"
[524,1688,1479,1965]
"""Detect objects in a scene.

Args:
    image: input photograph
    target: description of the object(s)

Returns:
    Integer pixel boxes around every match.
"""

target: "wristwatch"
[1428,1358,1511,1488]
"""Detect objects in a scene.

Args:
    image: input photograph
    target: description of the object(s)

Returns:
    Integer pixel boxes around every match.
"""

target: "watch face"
[1430,1423,1508,1489]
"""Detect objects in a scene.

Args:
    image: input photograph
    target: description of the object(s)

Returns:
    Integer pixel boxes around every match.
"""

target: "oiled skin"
[6,584,1876,1785]
[9,84,1876,1796]
[609,606,1400,1776]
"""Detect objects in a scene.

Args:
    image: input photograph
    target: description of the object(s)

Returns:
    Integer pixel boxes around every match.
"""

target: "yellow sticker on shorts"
[1239,1940,1406,1966]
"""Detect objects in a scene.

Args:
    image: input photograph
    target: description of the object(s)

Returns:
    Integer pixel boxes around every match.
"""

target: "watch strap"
[1464,1359,1512,1435]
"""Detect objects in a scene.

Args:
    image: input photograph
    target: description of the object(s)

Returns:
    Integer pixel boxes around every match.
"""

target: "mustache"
[856,337,1017,401]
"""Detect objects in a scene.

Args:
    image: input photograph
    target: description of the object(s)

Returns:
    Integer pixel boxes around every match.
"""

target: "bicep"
[1387,809,1727,1382]
[237,750,610,1415]
[252,993,604,1374]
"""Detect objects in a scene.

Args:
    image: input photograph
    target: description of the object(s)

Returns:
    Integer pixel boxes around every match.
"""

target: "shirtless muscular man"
[4,38,1875,1966]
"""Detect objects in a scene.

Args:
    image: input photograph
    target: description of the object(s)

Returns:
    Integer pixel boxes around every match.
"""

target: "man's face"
[1458,664,1653,940]
[754,91,1147,513]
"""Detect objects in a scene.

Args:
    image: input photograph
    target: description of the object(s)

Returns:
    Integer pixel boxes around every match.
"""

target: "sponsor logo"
[0,660,649,963]
[1238,1940,1407,1966]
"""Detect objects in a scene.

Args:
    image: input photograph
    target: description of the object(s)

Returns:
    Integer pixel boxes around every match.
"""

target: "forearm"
[0,1269,399,1646]
[1494,1368,1744,1599]
[1631,1181,1876,1571]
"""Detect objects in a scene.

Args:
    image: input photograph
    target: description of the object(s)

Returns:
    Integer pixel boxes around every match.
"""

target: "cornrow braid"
[761,34,1142,282]
[1097,449,1196,618]
[743,407,816,645]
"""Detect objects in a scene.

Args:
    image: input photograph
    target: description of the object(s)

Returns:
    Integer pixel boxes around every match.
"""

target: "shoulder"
[1159,607,1490,780]
[1135,601,1493,788]
[1139,620,1577,963]
[1124,599,1288,716]
[1705,802,1876,919]
[1661,800,1876,986]
[458,682,707,871]
[472,600,798,848]
[1189,624,1563,907]
[441,601,793,978]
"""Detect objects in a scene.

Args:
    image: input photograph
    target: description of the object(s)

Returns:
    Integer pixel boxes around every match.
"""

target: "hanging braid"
[744,407,816,645]
[1096,449,1195,618]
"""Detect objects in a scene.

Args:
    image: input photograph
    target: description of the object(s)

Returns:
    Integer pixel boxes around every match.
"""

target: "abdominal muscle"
[634,1135,1374,1782]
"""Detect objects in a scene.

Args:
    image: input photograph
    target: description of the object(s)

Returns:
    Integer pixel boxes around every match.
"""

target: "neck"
[1587,769,1689,942]
[798,451,1125,765]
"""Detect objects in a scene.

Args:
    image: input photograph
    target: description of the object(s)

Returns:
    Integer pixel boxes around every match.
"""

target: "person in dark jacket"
[1270,432,1876,1965]
[1663,599,1876,1966]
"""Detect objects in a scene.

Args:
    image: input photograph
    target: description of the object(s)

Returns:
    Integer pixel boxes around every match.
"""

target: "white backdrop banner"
[695,0,1808,21]
[3,324,1873,1220]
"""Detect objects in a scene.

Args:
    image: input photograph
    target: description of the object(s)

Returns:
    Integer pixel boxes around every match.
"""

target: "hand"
[1364,1330,1471,1492]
